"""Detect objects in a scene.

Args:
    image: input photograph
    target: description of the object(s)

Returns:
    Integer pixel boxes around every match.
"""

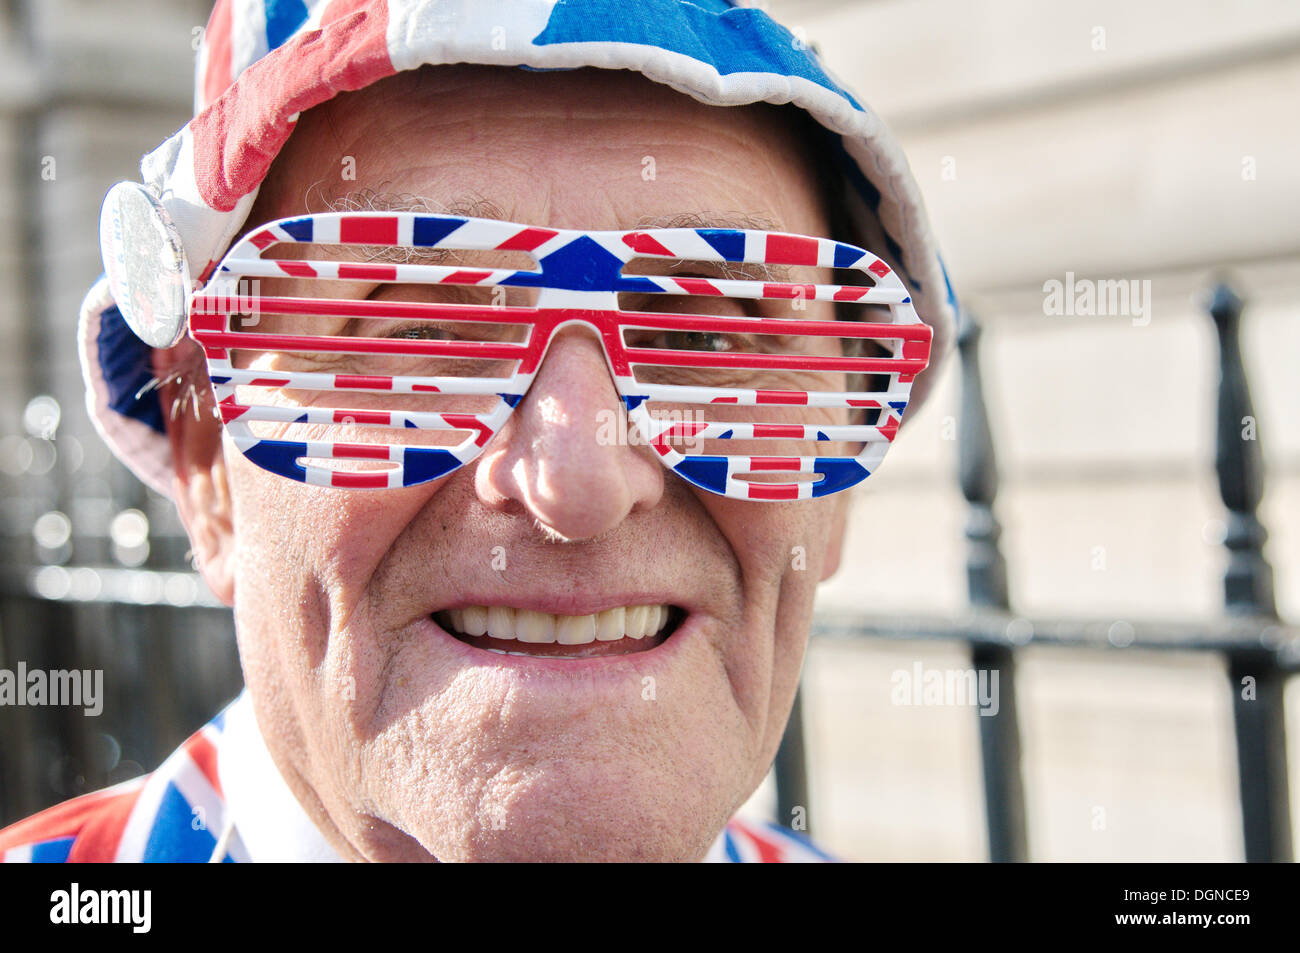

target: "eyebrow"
[629,211,781,232]
[323,190,784,232]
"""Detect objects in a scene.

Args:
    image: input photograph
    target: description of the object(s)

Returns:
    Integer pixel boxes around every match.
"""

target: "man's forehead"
[258,65,825,211]
[242,64,834,280]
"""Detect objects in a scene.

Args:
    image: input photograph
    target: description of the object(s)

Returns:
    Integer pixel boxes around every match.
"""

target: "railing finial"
[1208,279,1276,618]
[957,307,1009,610]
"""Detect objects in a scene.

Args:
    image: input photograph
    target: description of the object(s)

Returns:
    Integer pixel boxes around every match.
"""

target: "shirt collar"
[218,690,344,863]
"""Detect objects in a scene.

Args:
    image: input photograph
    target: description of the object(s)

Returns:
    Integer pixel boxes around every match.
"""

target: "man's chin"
[412,797,729,863]
[364,748,742,862]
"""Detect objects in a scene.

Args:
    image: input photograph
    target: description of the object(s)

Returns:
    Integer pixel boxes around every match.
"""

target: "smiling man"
[0,0,954,863]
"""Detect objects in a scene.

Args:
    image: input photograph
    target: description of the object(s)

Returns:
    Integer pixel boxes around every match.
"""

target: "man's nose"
[474,326,664,540]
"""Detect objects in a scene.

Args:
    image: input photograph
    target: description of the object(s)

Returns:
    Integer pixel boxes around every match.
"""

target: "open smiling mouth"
[433,605,686,659]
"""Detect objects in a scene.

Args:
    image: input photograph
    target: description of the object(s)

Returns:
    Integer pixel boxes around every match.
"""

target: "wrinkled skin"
[165,66,853,861]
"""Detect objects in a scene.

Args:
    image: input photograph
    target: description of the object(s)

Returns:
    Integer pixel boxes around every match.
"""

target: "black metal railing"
[776,278,1296,861]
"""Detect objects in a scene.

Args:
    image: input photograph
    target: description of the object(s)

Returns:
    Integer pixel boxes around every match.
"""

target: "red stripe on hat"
[201,0,234,110]
[190,6,396,212]
[322,0,373,27]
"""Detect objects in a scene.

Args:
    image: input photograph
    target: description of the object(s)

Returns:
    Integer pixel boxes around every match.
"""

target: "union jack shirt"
[0,693,834,863]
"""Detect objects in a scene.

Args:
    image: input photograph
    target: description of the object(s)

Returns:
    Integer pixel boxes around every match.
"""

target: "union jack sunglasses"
[189,212,932,500]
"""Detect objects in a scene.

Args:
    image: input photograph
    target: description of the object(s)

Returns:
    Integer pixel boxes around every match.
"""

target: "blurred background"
[0,0,1296,861]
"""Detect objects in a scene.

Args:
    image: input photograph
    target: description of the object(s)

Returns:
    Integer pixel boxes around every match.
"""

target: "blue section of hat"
[266,0,310,51]
[531,0,859,109]
[97,302,165,436]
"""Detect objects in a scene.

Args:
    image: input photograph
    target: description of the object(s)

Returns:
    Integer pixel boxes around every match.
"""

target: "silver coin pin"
[99,181,192,349]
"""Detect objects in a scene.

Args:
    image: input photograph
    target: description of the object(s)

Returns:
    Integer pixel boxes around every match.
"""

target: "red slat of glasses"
[330,471,391,489]
[192,298,931,347]
[192,330,533,360]
[747,457,803,471]
[751,424,806,438]
[191,295,541,324]
[331,443,392,460]
[746,482,802,500]
[614,309,932,342]
[622,347,926,374]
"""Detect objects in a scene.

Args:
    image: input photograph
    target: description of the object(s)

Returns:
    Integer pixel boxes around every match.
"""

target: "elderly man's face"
[173,65,851,861]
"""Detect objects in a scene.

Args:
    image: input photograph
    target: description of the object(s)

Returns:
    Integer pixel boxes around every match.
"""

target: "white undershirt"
[218,691,344,862]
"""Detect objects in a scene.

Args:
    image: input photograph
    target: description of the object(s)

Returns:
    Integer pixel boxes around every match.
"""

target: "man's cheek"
[715,500,837,581]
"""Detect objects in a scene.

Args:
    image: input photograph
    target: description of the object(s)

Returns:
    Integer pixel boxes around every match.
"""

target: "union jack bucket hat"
[80,0,958,499]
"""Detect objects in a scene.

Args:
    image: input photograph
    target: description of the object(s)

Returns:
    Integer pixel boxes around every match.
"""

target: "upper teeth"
[441,605,672,645]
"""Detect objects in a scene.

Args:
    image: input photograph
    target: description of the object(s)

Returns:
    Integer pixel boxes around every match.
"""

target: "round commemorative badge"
[99,181,191,349]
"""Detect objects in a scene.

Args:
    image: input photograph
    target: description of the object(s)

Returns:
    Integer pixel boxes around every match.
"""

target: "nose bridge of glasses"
[519,303,630,408]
